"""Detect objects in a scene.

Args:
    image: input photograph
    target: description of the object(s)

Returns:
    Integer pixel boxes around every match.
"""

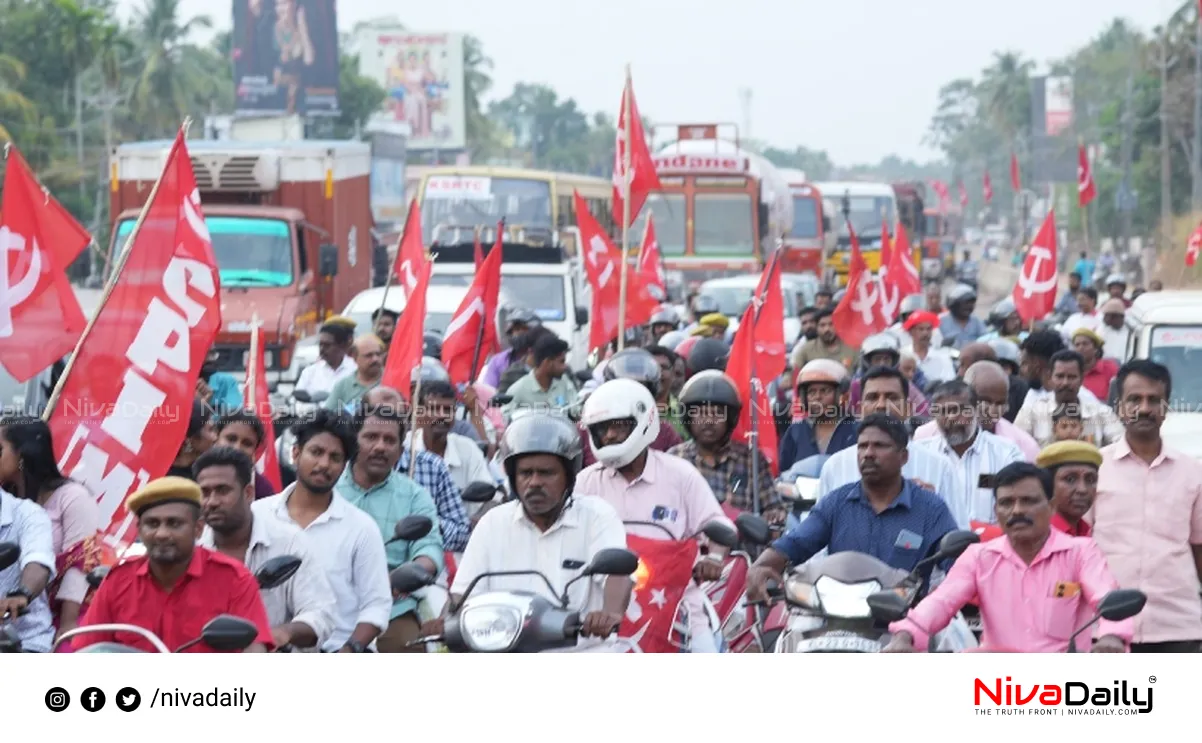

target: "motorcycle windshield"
[792,551,910,588]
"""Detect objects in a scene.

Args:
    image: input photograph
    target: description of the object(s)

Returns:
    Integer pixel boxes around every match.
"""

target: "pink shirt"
[1089,438,1202,644]
[914,417,1040,462]
[43,482,102,604]
[574,449,734,642]
[889,529,1132,652]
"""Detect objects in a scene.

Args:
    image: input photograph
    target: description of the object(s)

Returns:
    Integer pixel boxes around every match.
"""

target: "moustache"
[1006,515,1033,528]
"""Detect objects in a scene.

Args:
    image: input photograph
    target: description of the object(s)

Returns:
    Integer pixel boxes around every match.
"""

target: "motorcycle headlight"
[813,577,882,619]
[460,605,524,652]
[794,478,819,503]
[784,576,817,609]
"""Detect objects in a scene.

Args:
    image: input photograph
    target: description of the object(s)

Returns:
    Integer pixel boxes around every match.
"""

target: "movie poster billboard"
[354,28,467,151]
[232,0,341,116]
[1043,76,1073,136]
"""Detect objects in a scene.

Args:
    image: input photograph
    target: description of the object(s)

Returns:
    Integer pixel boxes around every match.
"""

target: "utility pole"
[74,74,87,209]
[1155,26,1178,247]
[1194,3,1202,210]
[1120,70,1136,252]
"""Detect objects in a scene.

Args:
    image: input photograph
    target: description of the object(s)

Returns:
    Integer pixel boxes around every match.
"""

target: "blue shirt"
[778,418,859,472]
[208,372,243,412]
[938,314,988,350]
[771,480,958,572]
[1072,258,1095,286]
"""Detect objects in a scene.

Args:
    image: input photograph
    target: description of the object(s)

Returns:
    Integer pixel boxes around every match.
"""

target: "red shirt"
[1050,512,1091,537]
[1082,358,1118,401]
[75,547,274,653]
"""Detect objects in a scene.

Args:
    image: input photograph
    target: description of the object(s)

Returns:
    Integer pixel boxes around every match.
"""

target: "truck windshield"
[113,216,293,287]
[791,196,819,238]
[837,196,895,236]
[421,177,552,244]
[1149,326,1202,408]
[924,213,941,237]
[631,194,685,255]
[694,193,754,255]
[703,285,797,318]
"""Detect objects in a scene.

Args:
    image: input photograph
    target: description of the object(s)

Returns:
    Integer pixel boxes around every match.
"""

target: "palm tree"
[977,51,1034,144]
[0,54,37,142]
[127,0,212,136]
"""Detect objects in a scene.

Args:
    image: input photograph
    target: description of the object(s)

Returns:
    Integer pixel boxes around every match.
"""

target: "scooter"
[392,547,640,652]
[765,530,981,653]
[705,513,790,653]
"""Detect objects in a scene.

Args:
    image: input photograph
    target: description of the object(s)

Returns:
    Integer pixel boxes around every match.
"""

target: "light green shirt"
[325,374,379,413]
[501,371,578,422]
[336,469,444,620]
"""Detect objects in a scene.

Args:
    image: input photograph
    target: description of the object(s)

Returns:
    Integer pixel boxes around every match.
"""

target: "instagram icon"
[44,687,70,712]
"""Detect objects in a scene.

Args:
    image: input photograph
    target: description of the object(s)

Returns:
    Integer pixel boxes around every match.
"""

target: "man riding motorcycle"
[420,413,632,650]
[580,348,682,466]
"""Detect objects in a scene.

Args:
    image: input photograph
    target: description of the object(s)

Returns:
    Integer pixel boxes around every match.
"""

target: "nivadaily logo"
[974,676,1154,716]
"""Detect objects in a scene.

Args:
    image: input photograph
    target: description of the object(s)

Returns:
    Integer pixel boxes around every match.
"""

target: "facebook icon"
[81,687,106,712]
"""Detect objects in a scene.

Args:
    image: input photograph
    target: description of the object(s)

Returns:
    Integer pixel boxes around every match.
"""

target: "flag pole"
[616,65,634,352]
[42,118,193,422]
[248,315,260,412]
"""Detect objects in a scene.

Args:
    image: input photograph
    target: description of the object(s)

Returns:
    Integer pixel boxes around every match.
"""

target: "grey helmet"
[946,283,977,306]
[649,306,681,329]
[499,412,584,494]
[603,348,662,397]
[989,297,1018,329]
[988,338,1021,372]
[692,294,720,316]
[658,330,687,350]
[1105,273,1127,288]
[861,332,901,368]
[898,293,925,321]
[504,306,541,333]
[411,356,451,385]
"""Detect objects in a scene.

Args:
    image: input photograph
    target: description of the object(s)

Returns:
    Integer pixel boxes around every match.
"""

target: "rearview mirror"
[573,370,594,385]
[255,555,302,590]
[866,590,910,625]
[318,243,338,278]
[308,390,329,403]
[701,520,739,550]
[490,394,513,408]
[391,515,434,543]
[734,513,772,547]
[822,215,832,233]
[199,615,261,652]
[936,530,981,561]
[584,547,639,577]
[390,562,435,595]
[461,482,499,504]
[292,389,313,403]
[1097,589,1147,622]
[575,306,589,327]
[86,566,110,590]
[0,542,19,572]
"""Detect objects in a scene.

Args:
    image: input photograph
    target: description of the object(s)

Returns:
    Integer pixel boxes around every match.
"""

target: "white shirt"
[199,514,337,650]
[888,323,944,350]
[906,345,957,384]
[452,496,627,649]
[1097,323,1130,362]
[254,486,393,651]
[0,490,56,652]
[406,430,495,494]
[915,429,1024,525]
[296,356,356,396]
[817,442,968,528]
[1061,311,1100,341]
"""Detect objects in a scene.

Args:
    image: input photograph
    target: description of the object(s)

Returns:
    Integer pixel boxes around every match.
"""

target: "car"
[698,273,819,348]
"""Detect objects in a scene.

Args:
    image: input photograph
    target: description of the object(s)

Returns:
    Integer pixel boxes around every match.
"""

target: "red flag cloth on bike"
[1010,152,1022,192]
[47,128,221,547]
[831,224,890,348]
[612,73,662,228]
[576,192,622,352]
[1187,224,1202,267]
[887,223,923,299]
[381,256,432,400]
[1077,144,1097,208]
[441,225,503,386]
[619,533,698,653]
[243,331,283,492]
[390,199,426,303]
[0,145,91,382]
[1011,211,1059,323]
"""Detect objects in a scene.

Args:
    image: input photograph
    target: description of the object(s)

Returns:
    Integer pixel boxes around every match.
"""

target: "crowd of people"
[1,266,1199,654]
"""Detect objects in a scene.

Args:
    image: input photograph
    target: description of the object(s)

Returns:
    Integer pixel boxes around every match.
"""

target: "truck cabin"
[782,183,831,273]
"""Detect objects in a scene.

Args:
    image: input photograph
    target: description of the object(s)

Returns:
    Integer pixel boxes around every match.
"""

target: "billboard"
[367,129,408,224]
[1028,76,1077,183]
[354,28,467,151]
[1044,76,1073,136]
[231,0,341,116]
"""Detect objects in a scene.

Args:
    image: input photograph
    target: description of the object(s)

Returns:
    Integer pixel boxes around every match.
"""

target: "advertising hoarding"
[231,0,341,116]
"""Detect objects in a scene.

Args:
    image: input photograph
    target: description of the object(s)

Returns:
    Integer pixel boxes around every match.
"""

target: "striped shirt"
[915,429,1024,525]
[1014,389,1124,448]
[816,443,968,528]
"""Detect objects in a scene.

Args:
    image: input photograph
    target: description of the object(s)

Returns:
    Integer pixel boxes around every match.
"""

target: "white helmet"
[580,378,659,469]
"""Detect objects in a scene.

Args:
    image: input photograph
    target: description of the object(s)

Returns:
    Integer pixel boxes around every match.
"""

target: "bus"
[778,169,834,276]
[815,181,898,288]
[633,126,792,290]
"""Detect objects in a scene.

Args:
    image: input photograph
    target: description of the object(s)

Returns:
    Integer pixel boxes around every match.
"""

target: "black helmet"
[505,307,540,333]
[692,294,720,316]
[947,283,977,306]
[678,370,742,411]
[603,348,662,397]
[500,412,584,494]
[687,337,729,374]
[422,331,443,359]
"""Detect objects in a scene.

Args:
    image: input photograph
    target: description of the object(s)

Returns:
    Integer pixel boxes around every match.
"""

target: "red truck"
[108,139,373,384]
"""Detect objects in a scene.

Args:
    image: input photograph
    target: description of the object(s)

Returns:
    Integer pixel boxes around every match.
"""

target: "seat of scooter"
[792,551,910,589]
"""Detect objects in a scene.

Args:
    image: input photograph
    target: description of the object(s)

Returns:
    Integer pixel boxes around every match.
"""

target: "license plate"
[794,635,880,653]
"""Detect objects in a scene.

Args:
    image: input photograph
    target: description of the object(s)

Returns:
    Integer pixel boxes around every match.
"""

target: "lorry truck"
[108,138,373,387]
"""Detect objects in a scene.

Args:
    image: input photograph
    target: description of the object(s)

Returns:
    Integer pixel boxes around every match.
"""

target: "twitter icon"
[115,687,141,712]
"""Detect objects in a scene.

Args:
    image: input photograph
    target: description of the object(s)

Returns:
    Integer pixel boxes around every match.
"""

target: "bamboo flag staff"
[42,118,193,421]
[616,64,634,352]
[248,313,262,413]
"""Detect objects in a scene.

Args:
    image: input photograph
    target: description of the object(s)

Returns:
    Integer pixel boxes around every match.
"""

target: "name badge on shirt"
[651,505,679,523]
[977,474,997,489]
[894,529,923,551]
[1053,581,1081,598]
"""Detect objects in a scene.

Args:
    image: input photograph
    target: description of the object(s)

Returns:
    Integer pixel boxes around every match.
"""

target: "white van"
[1123,290,1202,458]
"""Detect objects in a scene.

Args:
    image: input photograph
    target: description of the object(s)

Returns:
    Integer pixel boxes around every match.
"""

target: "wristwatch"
[6,586,35,604]
[344,640,367,653]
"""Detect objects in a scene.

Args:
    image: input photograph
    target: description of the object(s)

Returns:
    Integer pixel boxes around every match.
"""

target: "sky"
[116,0,1177,165]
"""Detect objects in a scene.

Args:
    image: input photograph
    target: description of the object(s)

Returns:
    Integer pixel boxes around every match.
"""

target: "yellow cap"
[324,315,358,330]
[699,313,730,329]
[125,476,203,517]
[1071,327,1104,348]
[1035,440,1102,469]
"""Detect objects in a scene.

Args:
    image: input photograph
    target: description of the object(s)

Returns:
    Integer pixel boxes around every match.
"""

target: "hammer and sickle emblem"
[0,226,43,338]
[849,274,881,326]
[1017,246,1058,298]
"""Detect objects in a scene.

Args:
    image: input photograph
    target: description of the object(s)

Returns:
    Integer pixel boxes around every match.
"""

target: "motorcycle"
[870,587,1147,653]
[392,547,640,652]
[706,513,790,653]
[765,530,981,653]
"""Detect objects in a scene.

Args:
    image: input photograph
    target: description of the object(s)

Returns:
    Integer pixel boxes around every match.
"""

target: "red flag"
[618,533,697,653]
[831,224,890,348]
[877,221,901,324]
[48,128,221,547]
[878,218,893,272]
[441,224,503,386]
[983,172,994,203]
[636,215,667,296]
[1010,152,1022,192]
[1011,211,1059,322]
[958,181,969,208]
[1077,144,1097,208]
[612,73,662,228]
[726,253,785,476]
[472,231,484,270]
[391,199,426,302]
[931,180,950,214]
[381,256,432,400]
[1186,224,1202,267]
[886,223,923,299]
[243,328,283,492]
[576,191,622,351]
[0,146,91,382]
